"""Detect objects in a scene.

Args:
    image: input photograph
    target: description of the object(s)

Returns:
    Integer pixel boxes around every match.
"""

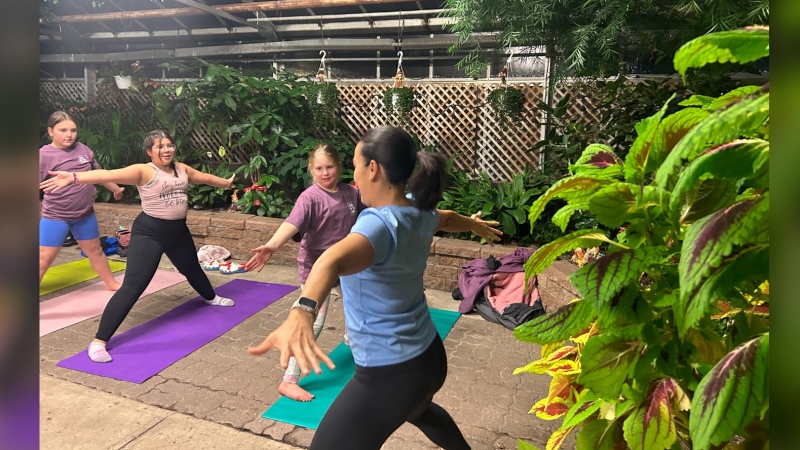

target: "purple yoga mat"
[57,279,298,383]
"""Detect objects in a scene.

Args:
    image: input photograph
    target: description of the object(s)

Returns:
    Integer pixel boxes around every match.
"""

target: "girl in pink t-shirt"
[246,143,363,401]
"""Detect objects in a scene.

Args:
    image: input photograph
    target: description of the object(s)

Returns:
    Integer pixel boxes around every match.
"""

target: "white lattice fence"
[41,78,607,180]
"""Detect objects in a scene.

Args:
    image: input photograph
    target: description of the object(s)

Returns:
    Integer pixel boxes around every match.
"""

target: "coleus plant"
[514,26,769,450]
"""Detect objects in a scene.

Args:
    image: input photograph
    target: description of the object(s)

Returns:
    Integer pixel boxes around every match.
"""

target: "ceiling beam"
[171,0,279,41]
[39,34,497,62]
[42,0,419,24]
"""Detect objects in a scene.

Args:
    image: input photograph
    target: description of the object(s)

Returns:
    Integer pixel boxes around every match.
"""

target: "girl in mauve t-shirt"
[246,143,364,402]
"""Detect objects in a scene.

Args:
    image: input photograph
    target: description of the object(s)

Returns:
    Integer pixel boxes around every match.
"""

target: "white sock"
[88,341,112,363]
[205,295,234,307]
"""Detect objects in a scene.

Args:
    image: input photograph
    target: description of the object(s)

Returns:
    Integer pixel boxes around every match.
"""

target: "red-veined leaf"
[532,396,570,420]
[562,390,601,429]
[578,329,642,399]
[569,247,659,312]
[624,98,673,181]
[546,424,577,450]
[690,334,769,450]
[655,92,769,187]
[622,378,690,450]
[588,183,669,229]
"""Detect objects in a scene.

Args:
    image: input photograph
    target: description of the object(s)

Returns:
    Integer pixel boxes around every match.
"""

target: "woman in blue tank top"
[248,126,502,450]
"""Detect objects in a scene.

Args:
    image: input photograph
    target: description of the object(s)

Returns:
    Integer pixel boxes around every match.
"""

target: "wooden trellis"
[40,78,606,181]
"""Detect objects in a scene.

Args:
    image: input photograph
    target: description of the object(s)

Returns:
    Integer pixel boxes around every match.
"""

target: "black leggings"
[310,334,470,450]
[95,212,215,342]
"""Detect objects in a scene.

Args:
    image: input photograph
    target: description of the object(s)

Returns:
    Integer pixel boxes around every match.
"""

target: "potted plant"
[103,60,147,91]
[306,82,339,130]
[384,86,415,127]
[487,86,526,129]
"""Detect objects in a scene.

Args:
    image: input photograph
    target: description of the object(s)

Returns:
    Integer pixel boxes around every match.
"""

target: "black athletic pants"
[95,212,215,342]
[309,334,471,450]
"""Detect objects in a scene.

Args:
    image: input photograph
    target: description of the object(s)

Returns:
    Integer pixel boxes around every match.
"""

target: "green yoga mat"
[262,308,461,429]
[40,258,127,296]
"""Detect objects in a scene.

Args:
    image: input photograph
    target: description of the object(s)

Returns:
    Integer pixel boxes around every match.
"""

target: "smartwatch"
[292,297,319,316]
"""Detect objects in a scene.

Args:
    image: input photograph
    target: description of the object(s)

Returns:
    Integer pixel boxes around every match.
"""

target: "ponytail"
[408,152,447,210]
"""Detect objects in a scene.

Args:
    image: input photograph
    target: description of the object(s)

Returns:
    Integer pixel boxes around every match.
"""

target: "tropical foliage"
[514,26,769,450]
[444,0,768,78]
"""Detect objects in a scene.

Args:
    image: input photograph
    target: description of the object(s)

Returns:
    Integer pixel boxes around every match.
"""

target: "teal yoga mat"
[261,308,461,429]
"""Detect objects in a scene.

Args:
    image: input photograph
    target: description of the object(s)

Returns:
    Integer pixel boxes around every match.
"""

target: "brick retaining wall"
[94,203,580,309]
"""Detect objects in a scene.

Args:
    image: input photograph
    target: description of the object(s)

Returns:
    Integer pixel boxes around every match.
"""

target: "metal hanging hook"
[507,51,514,66]
[317,50,327,81]
[319,50,326,64]
[396,51,403,72]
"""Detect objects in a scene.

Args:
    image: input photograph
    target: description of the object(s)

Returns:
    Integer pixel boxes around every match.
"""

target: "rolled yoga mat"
[39,269,188,337]
[57,279,298,383]
[40,258,127,296]
[261,308,461,429]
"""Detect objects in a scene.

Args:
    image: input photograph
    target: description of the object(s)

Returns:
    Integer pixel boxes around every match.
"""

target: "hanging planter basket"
[487,86,526,130]
[113,75,132,90]
[307,82,339,130]
[384,87,414,127]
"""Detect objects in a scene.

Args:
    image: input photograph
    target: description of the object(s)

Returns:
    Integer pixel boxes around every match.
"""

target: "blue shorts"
[39,214,100,247]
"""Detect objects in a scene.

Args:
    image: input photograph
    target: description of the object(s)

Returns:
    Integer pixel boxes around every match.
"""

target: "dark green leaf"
[578,329,642,399]
[524,229,621,281]
[690,334,769,450]
[674,26,770,81]
[624,98,673,181]
[528,176,611,225]
[576,419,622,450]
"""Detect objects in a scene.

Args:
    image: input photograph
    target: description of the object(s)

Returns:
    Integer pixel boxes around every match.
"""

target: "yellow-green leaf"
[529,177,611,226]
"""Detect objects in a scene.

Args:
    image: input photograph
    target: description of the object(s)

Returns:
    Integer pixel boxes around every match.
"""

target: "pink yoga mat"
[39,269,187,337]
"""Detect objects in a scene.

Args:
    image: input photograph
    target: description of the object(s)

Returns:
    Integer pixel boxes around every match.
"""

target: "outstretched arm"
[247,233,374,375]
[182,163,234,188]
[245,221,301,272]
[39,165,148,193]
[437,209,503,245]
[101,182,125,200]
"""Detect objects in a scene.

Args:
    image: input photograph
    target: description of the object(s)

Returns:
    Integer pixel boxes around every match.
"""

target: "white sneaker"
[205,295,234,307]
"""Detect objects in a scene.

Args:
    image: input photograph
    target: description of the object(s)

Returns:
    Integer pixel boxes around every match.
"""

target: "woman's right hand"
[39,171,73,193]
[245,244,274,272]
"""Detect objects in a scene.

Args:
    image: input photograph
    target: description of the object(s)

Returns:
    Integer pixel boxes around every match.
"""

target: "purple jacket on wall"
[457,247,536,313]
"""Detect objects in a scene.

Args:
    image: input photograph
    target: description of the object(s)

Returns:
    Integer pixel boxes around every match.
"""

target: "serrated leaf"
[679,95,714,108]
[588,183,668,229]
[531,396,570,420]
[570,248,658,312]
[670,139,768,221]
[679,195,769,305]
[562,390,601,429]
[578,331,641,399]
[524,229,624,281]
[674,26,770,81]
[514,346,579,375]
[676,245,769,336]
[623,378,689,450]
[651,108,711,171]
[576,419,621,450]
[690,334,769,450]
[708,85,763,111]
[674,178,739,224]
[514,300,598,345]
[571,144,624,178]
[552,204,580,232]
[517,439,542,450]
[529,177,612,225]
[656,92,769,187]
[546,425,577,450]
[624,98,673,181]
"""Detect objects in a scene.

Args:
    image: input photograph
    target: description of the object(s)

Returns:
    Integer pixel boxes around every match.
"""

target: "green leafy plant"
[306,82,339,131]
[237,175,292,217]
[514,26,769,450]
[487,86,526,129]
[384,87,415,127]
[187,163,239,209]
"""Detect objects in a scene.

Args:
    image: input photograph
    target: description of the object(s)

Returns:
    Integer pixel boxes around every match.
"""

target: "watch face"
[298,297,318,309]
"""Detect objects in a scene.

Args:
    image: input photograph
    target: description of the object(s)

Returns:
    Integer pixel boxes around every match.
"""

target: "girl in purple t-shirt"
[39,111,125,291]
[246,143,363,402]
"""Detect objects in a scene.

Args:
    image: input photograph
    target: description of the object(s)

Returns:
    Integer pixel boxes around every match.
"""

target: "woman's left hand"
[226,174,235,189]
[247,309,335,375]
[113,187,125,201]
